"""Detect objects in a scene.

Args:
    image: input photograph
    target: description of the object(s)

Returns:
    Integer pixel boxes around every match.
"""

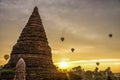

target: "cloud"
[0,0,120,61]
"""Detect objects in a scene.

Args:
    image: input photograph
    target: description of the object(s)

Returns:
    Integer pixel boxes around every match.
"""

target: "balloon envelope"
[71,48,75,52]
[61,37,64,42]
[96,62,100,66]
[4,54,9,61]
[109,34,112,38]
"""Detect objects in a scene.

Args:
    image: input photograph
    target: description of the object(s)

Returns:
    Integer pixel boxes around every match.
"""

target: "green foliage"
[95,77,104,80]
[0,65,3,69]
[0,68,15,79]
[0,68,14,73]
[69,72,82,80]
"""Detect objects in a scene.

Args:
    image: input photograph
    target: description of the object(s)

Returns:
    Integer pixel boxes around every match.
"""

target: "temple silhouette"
[2,6,68,80]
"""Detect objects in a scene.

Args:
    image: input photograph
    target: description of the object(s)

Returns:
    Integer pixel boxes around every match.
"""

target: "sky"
[0,0,120,72]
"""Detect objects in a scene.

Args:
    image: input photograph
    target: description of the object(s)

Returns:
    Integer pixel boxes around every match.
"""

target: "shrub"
[0,68,15,79]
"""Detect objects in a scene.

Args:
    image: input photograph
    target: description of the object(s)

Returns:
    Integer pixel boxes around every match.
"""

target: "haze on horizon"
[0,0,120,72]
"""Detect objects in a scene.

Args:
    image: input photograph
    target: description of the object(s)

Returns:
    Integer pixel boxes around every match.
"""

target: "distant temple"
[14,58,26,80]
[2,6,68,80]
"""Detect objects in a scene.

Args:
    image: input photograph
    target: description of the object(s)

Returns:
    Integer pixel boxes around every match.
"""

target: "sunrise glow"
[59,61,68,69]
[0,0,120,74]
[55,59,120,72]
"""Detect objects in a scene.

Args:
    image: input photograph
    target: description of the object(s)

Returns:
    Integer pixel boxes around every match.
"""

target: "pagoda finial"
[26,6,42,25]
[34,6,38,11]
[32,6,39,16]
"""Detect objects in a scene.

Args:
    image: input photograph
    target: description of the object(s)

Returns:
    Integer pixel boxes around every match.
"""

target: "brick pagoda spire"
[4,6,68,80]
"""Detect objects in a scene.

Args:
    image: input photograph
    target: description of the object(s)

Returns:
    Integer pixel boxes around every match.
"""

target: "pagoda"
[3,6,68,80]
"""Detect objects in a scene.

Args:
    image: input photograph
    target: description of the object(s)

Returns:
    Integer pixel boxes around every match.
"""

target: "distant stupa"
[14,58,26,80]
[3,6,68,80]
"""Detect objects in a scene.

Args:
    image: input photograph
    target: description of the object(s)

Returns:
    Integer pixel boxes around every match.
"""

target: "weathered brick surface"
[3,6,68,80]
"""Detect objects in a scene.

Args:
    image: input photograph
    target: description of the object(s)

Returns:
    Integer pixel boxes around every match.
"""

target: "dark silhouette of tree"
[107,76,112,80]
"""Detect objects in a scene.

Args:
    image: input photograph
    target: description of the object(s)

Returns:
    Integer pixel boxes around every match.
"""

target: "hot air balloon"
[71,48,75,52]
[96,62,100,66]
[109,34,112,38]
[60,37,65,42]
[4,54,9,61]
